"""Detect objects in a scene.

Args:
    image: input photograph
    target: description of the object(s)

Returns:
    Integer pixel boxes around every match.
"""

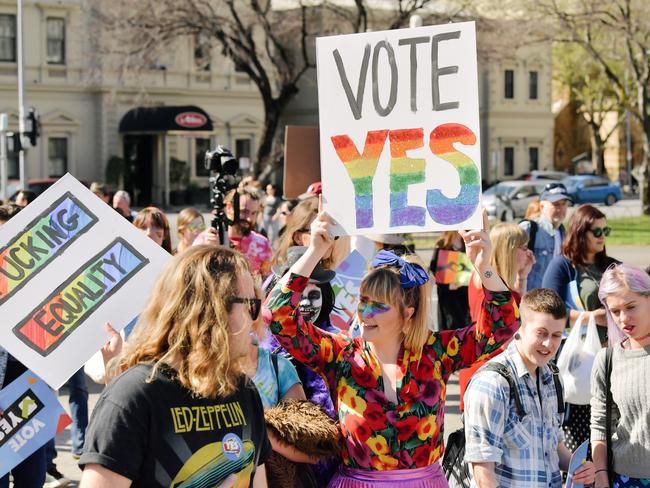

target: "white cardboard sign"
[317,21,483,235]
[0,174,171,388]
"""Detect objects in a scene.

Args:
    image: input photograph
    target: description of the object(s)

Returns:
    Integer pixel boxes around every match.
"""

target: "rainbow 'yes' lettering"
[331,123,480,230]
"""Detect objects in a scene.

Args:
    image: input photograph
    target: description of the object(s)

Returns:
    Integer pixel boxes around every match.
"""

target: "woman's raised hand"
[459,209,491,272]
[308,195,335,260]
[459,209,507,292]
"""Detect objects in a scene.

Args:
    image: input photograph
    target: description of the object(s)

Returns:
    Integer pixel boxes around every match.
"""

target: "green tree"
[554,43,624,175]
[537,0,650,213]
[90,0,452,175]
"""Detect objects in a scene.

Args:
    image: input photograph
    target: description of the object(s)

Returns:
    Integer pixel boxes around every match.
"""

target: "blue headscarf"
[371,250,429,289]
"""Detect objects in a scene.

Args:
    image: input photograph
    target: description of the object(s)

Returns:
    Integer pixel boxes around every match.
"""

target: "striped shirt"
[463,341,564,487]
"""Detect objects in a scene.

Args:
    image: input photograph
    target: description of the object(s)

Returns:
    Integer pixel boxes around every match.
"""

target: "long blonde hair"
[489,223,528,289]
[273,196,349,269]
[359,254,431,358]
[176,207,203,237]
[117,246,251,398]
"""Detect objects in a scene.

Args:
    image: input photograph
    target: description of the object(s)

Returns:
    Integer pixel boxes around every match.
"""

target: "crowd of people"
[0,178,648,488]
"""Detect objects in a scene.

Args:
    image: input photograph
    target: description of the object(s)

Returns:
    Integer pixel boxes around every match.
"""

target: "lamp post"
[17,0,26,189]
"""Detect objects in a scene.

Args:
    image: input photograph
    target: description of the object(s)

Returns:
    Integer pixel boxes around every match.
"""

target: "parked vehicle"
[7,177,90,201]
[517,170,569,181]
[561,175,622,205]
[483,180,553,221]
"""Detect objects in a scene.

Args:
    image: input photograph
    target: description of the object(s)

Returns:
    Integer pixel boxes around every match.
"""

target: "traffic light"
[9,131,22,154]
[27,107,40,147]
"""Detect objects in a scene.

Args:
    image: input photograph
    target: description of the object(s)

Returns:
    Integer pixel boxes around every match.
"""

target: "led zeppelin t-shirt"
[79,364,271,488]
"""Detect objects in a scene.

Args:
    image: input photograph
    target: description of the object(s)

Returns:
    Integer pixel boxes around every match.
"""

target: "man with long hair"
[79,246,270,487]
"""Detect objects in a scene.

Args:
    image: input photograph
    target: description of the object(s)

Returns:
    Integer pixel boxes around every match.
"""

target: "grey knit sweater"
[590,342,650,479]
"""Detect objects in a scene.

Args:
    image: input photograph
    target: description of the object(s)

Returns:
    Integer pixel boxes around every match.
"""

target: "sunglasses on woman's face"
[187,223,206,232]
[229,297,262,320]
[589,226,611,238]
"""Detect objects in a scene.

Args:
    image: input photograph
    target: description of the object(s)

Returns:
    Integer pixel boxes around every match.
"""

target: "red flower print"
[348,436,372,467]
[394,415,419,442]
[459,338,477,365]
[412,354,435,382]
[345,414,372,442]
[351,363,378,389]
[412,443,433,467]
[417,379,441,407]
[362,402,386,431]
[399,378,419,403]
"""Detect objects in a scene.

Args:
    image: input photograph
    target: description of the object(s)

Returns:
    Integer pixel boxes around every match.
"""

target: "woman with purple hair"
[591,263,650,488]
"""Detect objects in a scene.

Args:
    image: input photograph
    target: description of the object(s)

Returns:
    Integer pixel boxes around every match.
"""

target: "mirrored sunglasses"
[187,223,206,232]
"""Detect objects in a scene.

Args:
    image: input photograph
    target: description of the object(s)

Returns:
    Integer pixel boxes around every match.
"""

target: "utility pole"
[0,113,7,201]
[17,0,26,189]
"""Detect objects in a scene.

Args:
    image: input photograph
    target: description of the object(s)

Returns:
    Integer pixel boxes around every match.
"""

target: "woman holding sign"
[79,246,270,488]
[264,201,519,487]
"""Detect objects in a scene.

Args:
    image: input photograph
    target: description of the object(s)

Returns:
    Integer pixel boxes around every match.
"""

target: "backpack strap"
[605,346,614,485]
[481,362,526,419]
[520,219,538,251]
[547,360,565,415]
[270,352,280,403]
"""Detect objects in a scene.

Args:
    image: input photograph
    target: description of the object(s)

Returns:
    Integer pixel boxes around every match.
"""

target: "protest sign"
[0,174,171,388]
[0,370,71,477]
[330,250,366,330]
[433,250,473,287]
[317,21,482,235]
[284,126,321,198]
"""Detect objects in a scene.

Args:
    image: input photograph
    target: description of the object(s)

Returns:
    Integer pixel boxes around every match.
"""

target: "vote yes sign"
[317,21,483,235]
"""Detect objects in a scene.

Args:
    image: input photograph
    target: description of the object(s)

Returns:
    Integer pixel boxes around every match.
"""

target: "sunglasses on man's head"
[589,226,611,238]
[229,297,262,320]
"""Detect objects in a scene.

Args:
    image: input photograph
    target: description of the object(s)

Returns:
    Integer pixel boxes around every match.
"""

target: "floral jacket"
[264,273,520,471]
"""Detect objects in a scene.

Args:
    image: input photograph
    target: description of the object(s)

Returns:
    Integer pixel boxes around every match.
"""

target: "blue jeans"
[0,444,47,488]
[47,368,88,466]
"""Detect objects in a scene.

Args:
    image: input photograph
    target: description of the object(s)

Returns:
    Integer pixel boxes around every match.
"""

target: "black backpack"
[442,361,564,488]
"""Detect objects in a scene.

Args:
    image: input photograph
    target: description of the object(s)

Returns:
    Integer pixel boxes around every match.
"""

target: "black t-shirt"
[80,364,271,487]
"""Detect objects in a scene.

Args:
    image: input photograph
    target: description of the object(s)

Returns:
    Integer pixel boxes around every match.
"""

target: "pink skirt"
[328,463,448,488]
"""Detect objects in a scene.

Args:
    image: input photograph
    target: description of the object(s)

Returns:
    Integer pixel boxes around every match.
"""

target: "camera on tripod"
[204,146,240,243]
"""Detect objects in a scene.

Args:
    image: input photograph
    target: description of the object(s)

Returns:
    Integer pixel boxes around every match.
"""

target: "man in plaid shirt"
[463,289,595,487]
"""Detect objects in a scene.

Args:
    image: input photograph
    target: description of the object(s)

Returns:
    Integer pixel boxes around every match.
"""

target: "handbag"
[556,312,601,405]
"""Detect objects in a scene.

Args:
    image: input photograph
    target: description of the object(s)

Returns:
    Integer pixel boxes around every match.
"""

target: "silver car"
[483,180,554,221]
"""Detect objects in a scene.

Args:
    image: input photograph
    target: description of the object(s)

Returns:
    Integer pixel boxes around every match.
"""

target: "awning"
[119,105,213,133]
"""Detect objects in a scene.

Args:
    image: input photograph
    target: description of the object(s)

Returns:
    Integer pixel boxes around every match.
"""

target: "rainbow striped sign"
[13,238,148,356]
[317,21,483,235]
[0,193,97,305]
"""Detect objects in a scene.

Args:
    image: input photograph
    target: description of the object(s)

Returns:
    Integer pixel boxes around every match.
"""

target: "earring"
[514,332,521,340]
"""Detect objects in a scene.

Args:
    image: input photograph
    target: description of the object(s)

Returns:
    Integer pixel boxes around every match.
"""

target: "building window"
[195,138,211,177]
[193,33,210,71]
[0,15,16,62]
[504,69,514,99]
[529,146,539,171]
[46,18,65,64]
[504,146,514,176]
[48,137,68,176]
[529,71,538,100]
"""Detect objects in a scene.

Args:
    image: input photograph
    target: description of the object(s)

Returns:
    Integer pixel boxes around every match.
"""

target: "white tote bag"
[557,312,602,405]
